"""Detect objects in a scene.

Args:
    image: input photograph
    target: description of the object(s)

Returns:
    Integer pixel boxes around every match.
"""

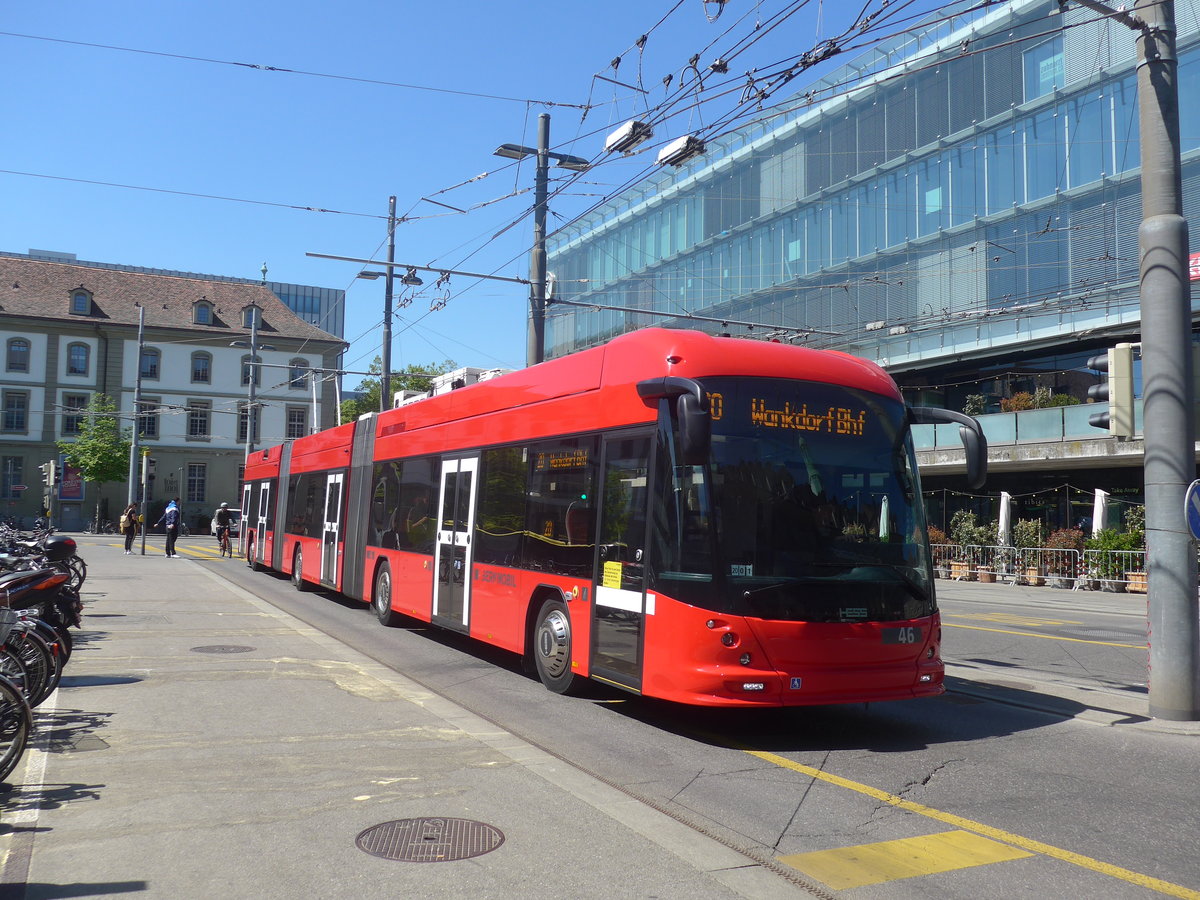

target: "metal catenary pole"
[126,304,145,505]
[382,194,396,411]
[246,306,260,458]
[1136,0,1199,720]
[529,113,550,366]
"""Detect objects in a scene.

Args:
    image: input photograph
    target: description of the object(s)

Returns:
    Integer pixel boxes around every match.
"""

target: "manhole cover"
[190,645,256,654]
[356,818,505,862]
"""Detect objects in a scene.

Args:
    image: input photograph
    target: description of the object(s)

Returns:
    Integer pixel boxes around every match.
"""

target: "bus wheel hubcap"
[538,609,569,678]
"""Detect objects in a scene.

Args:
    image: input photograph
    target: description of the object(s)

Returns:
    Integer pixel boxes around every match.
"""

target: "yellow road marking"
[779,830,1032,889]
[747,749,1200,898]
[945,612,1084,627]
[943,622,1145,649]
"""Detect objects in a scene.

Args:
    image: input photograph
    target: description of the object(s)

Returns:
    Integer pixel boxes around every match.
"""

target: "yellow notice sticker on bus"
[602,561,623,590]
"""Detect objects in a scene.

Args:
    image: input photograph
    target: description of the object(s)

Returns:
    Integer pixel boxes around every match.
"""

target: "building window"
[1,456,22,500]
[193,301,213,325]
[71,290,91,315]
[1023,37,1063,102]
[191,352,212,384]
[62,393,89,436]
[138,398,159,439]
[186,401,211,440]
[241,306,260,329]
[66,342,90,376]
[286,406,307,439]
[241,355,261,387]
[140,347,161,380]
[288,359,308,390]
[6,338,29,373]
[186,463,207,503]
[3,391,28,432]
[237,403,260,445]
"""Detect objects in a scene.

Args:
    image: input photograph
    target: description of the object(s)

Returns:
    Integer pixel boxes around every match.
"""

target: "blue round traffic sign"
[1185,480,1200,541]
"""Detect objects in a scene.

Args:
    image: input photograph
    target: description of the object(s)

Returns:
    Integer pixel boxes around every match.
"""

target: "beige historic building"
[0,252,346,532]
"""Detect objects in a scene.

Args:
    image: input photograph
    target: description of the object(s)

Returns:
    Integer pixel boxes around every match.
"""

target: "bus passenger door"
[433,456,479,630]
[321,472,344,587]
[239,483,251,559]
[591,435,652,692]
[253,483,271,567]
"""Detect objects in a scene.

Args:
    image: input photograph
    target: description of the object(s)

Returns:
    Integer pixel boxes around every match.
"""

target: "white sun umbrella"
[997,492,1012,547]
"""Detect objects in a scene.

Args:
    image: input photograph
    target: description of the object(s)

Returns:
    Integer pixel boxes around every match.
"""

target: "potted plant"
[1044,527,1085,588]
[928,525,951,579]
[949,509,997,582]
[1123,505,1147,593]
[1011,518,1045,586]
[1085,529,1142,592]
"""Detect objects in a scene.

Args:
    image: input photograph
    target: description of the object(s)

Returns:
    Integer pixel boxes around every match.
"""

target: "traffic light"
[39,462,52,487]
[1087,343,1135,438]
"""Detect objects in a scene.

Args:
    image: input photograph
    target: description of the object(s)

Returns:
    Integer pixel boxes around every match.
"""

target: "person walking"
[213,502,233,557]
[119,502,140,555]
[155,498,181,558]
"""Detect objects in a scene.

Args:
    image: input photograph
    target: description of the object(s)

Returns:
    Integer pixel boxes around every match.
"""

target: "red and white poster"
[57,458,85,501]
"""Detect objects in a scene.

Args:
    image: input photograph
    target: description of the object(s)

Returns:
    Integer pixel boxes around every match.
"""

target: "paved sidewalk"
[0,542,805,900]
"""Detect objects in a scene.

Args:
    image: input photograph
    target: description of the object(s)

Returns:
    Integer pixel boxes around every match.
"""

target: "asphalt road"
[171,541,1199,900]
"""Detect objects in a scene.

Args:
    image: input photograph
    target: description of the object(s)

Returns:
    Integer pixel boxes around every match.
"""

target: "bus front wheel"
[534,599,578,694]
[373,563,402,627]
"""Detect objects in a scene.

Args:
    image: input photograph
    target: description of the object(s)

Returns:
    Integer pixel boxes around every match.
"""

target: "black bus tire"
[373,562,402,627]
[292,547,310,591]
[533,598,579,695]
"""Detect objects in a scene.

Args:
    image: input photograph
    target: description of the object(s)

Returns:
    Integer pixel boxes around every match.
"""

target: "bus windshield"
[660,376,933,623]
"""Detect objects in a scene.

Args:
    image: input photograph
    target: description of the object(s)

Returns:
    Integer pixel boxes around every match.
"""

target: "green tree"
[57,393,131,527]
[339,357,458,423]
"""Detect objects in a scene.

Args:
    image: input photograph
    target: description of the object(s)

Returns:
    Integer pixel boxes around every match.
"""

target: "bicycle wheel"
[0,647,28,700]
[5,630,52,707]
[0,676,31,783]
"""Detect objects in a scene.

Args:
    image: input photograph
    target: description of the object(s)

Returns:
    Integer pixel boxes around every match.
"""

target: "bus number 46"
[882,626,921,645]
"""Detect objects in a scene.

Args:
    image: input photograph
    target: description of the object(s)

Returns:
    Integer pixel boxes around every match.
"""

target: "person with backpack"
[155,498,181,558]
[213,502,233,557]
[120,503,140,555]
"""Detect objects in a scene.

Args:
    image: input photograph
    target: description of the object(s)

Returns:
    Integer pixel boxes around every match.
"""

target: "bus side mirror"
[677,392,711,466]
[909,407,988,491]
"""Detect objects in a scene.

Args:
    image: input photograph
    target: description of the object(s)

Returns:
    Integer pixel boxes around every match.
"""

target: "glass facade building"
[546,0,1200,392]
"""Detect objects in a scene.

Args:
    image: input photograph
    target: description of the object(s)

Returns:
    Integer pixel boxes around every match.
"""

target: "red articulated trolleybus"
[240,328,986,707]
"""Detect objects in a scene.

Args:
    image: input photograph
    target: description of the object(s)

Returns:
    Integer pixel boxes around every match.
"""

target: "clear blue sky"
[1,0,945,382]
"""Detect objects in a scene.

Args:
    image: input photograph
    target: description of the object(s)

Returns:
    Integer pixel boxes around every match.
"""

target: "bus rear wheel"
[373,563,402,627]
[534,599,578,694]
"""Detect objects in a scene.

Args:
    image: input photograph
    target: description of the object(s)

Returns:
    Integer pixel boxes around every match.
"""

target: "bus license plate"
[881,626,922,645]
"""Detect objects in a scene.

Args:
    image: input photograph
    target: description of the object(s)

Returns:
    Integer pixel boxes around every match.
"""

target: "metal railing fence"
[930,544,1148,591]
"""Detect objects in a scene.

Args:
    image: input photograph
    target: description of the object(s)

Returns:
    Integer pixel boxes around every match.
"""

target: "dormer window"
[241,305,261,329]
[193,299,213,325]
[70,289,92,315]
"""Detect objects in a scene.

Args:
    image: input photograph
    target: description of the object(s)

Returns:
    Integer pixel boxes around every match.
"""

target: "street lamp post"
[494,113,589,365]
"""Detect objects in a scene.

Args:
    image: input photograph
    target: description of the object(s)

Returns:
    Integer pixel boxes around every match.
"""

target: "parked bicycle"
[0,609,33,784]
[82,520,116,535]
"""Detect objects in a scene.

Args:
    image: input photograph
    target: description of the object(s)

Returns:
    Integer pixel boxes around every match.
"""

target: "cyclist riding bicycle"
[213,502,233,557]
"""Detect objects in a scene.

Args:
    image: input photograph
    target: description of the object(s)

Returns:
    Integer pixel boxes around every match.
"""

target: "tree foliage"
[57,393,131,485]
[339,356,457,423]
